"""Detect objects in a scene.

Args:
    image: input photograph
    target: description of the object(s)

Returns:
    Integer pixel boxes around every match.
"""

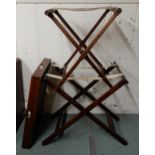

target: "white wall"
[16,0,139,114]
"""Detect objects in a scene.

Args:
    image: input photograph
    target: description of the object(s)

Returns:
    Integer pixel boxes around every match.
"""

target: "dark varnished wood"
[22,7,128,148]
[45,9,120,89]
[16,58,26,131]
[106,111,115,131]
[22,58,51,149]
[42,78,128,145]
[53,66,120,121]
[55,9,109,71]
[42,7,127,145]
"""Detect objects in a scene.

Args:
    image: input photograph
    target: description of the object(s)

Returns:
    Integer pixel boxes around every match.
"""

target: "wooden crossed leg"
[22,7,129,149]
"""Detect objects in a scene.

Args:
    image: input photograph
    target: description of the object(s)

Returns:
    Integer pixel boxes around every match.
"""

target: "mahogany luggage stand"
[22,6,129,149]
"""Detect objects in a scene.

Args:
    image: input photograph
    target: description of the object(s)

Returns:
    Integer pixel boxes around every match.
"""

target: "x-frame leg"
[42,78,128,146]
[22,7,129,149]
[54,109,67,139]
[43,7,128,147]
[46,9,112,88]
[45,8,122,90]
[69,80,120,121]
[51,79,119,122]
[55,9,109,71]
[54,9,112,87]
[50,80,98,119]
[51,66,120,121]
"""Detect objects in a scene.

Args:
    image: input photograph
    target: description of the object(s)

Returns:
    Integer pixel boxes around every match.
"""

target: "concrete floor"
[16,114,139,155]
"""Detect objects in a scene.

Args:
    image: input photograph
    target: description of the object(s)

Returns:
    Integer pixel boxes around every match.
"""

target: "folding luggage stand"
[22,6,129,148]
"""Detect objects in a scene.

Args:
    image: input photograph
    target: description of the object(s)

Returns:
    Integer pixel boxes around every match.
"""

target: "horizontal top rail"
[45,7,122,17]
[45,6,121,12]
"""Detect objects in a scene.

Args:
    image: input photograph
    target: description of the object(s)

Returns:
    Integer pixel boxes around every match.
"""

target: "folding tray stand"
[22,7,129,149]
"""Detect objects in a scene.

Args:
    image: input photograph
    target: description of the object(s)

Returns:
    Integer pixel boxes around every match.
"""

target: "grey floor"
[17,114,139,155]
